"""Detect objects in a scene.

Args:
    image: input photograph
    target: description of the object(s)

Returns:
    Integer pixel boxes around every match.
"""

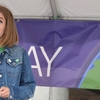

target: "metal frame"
[49,0,62,19]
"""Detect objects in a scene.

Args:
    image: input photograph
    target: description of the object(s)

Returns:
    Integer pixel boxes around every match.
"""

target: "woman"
[0,5,36,100]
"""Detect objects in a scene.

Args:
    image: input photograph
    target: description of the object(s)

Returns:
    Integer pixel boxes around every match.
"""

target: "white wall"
[30,86,69,100]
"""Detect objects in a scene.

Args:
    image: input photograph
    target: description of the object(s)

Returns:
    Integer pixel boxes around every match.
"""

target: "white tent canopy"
[1,0,100,20]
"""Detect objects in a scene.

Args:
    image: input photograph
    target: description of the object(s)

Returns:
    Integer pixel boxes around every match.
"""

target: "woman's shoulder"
[9,45,27,53]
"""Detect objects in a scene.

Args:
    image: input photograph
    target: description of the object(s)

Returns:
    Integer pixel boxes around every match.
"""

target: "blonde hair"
[0,5,19,47]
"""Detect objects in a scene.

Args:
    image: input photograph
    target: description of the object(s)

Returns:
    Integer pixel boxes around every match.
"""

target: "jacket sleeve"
[8,49,36,99]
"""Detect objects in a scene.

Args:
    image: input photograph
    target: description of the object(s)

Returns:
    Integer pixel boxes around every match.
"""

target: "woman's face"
[0,12,6,38]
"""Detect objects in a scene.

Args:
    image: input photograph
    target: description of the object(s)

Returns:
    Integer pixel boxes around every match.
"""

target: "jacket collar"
[4,46,12,56]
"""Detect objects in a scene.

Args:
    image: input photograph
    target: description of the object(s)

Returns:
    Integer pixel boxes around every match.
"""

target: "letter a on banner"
[28,46,43,77]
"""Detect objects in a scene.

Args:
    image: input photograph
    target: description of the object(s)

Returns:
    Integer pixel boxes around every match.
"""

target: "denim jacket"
[0,45,36,100]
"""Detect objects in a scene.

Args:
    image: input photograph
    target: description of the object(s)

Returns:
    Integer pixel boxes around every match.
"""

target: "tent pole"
[49,0,58,19]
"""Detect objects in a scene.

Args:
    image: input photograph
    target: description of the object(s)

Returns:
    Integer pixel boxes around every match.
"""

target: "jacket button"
[13,63,16,65]
[1,53,4,56]
[0,75,2,78]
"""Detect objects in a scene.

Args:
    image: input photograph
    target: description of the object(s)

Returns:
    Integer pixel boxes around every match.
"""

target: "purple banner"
[15,19,100,89]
